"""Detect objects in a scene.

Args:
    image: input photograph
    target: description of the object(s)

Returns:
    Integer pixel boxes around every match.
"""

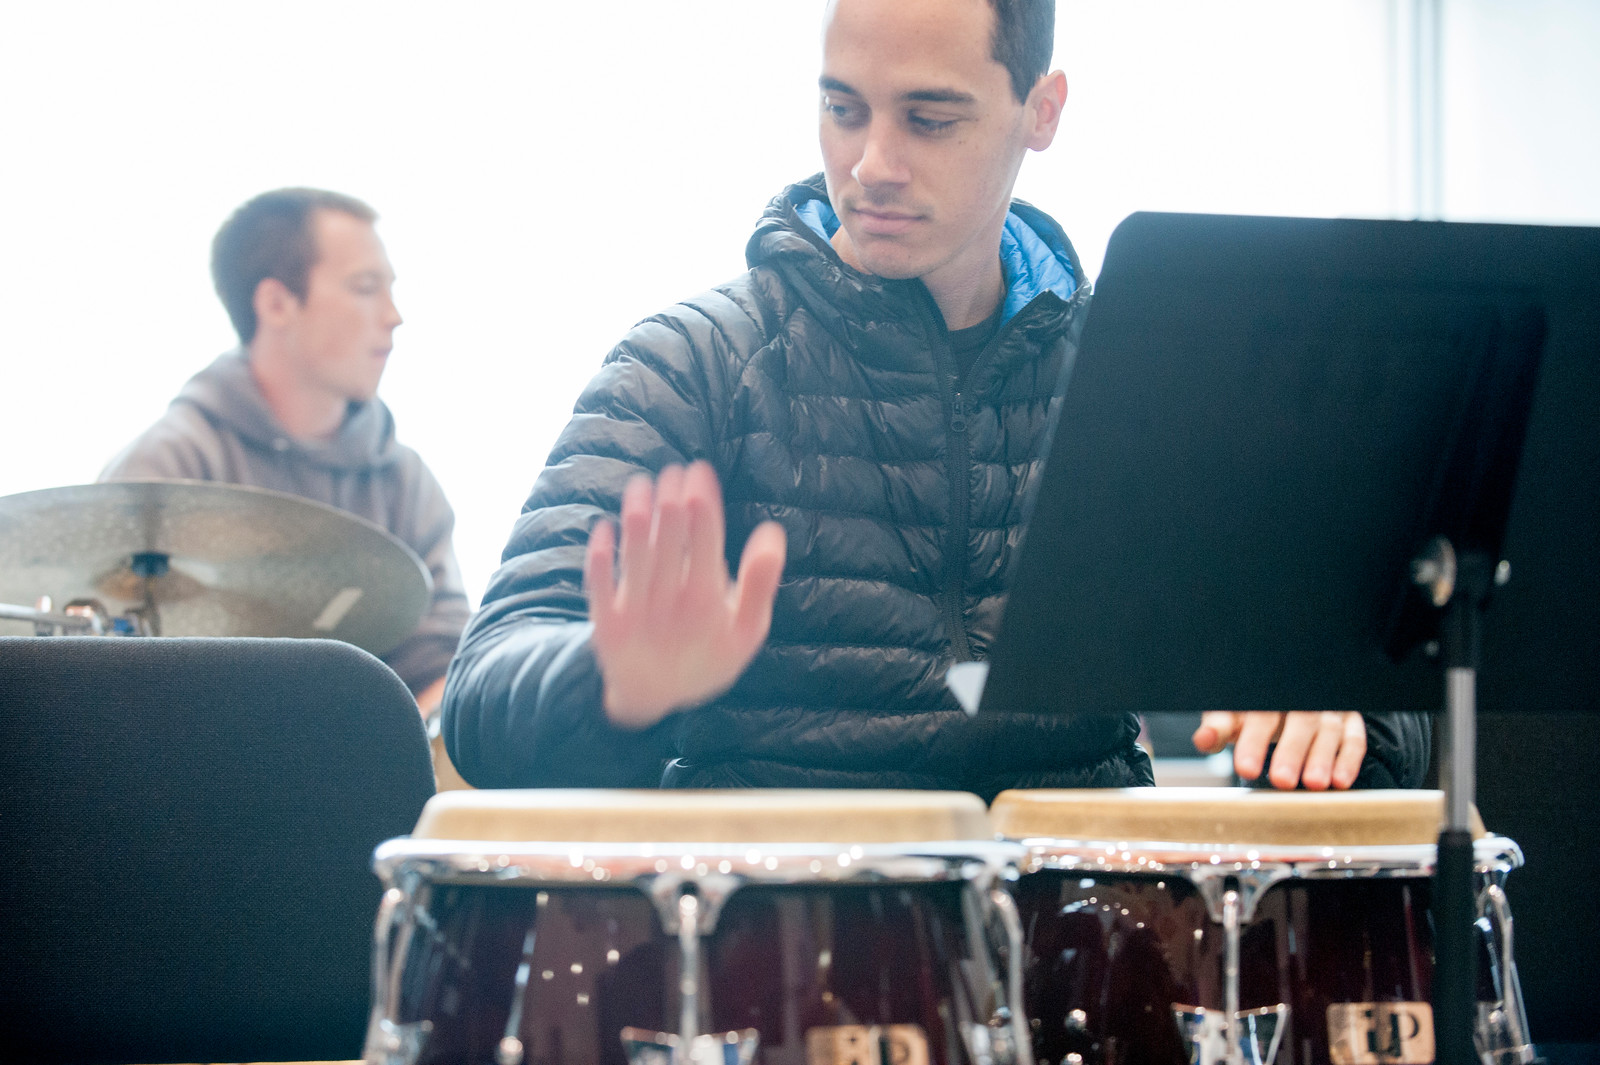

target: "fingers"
[587,461,784,725]
[1197,709,1371,790]
[1232,712,1284,782]
[1291,711,1349,790]
[613,464,716,616]
[644,464,690,611]
[615,472,657,607]
[1265,711,1324,790]
[1330,713,1368,789]
[1193,711,1240,754]
[592,458,774,637]
[1262,711,1368,791]
[683,461,729,595]
[584,516,619,619]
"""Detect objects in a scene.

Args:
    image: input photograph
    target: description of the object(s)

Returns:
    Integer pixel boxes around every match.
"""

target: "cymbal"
[0,480,432,656]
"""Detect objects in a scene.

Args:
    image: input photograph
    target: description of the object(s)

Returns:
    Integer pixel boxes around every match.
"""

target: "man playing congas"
[439,0,1429,797]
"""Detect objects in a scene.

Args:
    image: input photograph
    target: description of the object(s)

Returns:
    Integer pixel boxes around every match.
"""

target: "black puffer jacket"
[442,175,1148,798]
[442,176,1427,796]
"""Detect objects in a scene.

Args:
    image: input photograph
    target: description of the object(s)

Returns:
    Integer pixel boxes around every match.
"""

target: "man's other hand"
[1193,710,1367,790]
[415,676,446,723]
[584,461,787,728]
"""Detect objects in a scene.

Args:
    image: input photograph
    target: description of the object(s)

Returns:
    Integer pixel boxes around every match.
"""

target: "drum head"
[411,788,993,844]
[990,787,1484,846]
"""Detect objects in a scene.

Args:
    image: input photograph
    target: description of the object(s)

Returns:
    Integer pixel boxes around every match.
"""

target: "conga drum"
[365,789,1031,1065]
[990,789,1534,1065]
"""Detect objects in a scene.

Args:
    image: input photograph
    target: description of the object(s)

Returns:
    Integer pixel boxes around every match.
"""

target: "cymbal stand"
[125,551,168,637]
[0,597,103,636]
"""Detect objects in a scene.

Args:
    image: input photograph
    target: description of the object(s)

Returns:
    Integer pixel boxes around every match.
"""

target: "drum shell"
[393,879,977,1065]
[1009,845,1520,1065]
[368,840,1026,1065]
[1241,874,1434,1065]
[1011,867,1210,1065]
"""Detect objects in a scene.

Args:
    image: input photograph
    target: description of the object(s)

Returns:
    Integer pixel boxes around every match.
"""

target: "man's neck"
[829,228,1007,331]
[923,259,1006,331]
[246,341,346,442]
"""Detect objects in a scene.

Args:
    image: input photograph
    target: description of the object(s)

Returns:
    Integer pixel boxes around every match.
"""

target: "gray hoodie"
[100,350,469,693]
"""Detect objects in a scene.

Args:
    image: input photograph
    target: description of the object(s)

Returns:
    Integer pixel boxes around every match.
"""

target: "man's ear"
[252,277,299,333]
[1024,69,1068,152]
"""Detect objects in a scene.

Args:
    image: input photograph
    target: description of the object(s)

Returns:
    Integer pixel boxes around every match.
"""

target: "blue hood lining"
[795,199,1076,325]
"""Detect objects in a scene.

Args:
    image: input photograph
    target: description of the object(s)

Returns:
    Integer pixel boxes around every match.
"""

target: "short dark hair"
[988,0,1055,103]
[211,188,377,344]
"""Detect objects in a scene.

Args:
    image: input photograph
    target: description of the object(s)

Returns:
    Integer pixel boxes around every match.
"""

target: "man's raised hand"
[584,461,787,728]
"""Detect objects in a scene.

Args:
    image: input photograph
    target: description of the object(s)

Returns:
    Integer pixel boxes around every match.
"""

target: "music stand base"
[1435,827,1478,1065]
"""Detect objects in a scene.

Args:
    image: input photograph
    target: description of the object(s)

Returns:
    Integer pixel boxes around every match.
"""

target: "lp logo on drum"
[1327,1001,1435,1065]
[807,1024,930,1065]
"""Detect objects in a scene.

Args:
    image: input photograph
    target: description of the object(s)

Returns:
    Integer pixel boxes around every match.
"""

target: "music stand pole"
[1433,547,1497,1065]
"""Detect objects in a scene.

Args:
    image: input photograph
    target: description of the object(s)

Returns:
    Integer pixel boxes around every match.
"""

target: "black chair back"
[0,636,435,1065]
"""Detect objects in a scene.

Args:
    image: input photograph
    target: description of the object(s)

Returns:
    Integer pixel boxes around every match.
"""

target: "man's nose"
[852,120,910,188]
[383,291,403,329]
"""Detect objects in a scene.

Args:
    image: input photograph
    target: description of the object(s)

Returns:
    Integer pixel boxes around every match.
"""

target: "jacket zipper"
[913,289,976,664]
[944,382,974,661]
[929,273,1079,667]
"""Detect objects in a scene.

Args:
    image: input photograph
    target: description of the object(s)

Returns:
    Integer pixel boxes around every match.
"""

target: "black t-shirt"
[947,304,1002,383]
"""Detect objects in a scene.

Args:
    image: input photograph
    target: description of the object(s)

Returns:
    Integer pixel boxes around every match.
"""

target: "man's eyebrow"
[818,76,976,107]
[904,88,977,105]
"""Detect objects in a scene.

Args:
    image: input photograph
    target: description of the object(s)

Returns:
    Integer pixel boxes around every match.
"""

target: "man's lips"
[849,205,922,236]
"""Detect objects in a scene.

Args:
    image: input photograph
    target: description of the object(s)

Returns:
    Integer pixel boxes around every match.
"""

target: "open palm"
[585,461,787,728]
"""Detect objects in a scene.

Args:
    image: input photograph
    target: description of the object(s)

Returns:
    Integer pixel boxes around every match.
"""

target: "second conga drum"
[990,788,1534,1065]
[365,789,1029,1065]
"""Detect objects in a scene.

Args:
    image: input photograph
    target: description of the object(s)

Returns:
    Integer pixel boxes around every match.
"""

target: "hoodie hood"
[750,172,1080,308]
[743,175,1087,383]
[789,185,1078,321]
[173,350,402,472]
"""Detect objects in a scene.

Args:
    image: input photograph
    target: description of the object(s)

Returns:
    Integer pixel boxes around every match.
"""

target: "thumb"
[731,521,787,639]
[1193,711,1238,754]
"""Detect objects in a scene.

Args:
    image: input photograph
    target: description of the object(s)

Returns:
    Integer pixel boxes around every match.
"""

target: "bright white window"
[2,1,1596,604]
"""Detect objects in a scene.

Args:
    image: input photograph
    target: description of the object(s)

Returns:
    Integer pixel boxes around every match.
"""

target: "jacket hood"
[172,350,402,472]
[744,174,1085,375]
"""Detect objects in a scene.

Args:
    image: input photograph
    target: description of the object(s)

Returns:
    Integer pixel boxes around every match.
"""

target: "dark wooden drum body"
[1010,865,1211,1065]
[365,789,1029,1065]
[390,878,984,1065]
[993,789,1534,1065]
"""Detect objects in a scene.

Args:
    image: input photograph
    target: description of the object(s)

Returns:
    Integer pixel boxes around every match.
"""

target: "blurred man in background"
[103,188,471,781]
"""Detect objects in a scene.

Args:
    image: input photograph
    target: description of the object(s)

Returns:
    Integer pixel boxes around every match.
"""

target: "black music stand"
[979,211,1600,1065]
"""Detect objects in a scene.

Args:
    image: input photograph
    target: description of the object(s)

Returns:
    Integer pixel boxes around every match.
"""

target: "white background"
[3,0,1597,605]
